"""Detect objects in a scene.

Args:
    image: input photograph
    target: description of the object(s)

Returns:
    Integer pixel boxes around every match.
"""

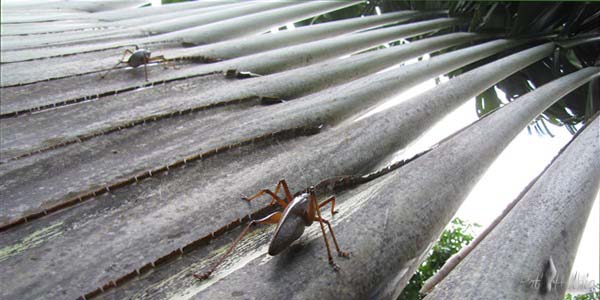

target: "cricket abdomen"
[128,50,151,67]
[268,194,309,256]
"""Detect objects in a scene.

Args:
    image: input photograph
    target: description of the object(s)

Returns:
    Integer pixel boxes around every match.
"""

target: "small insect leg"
[311,194,340,270]
[120,49,134,62]
[241,180,292,207]
[278,179,294,202]
[318,196,338,215]
[315,217,349,258]
[193,212,282,281]
[99,49,134,79]
[99,61,123,79]
[143,62,148,81]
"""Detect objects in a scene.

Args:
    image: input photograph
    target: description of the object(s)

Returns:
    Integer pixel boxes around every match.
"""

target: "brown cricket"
[100,45,173,81]
[193,179,349,280]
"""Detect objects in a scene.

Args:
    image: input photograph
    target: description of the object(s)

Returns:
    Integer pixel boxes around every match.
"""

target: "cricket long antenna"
[275,140,311,192]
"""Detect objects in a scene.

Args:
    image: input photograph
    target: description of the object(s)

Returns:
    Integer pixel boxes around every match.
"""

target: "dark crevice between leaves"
[1,92,287,164]
[1,24,122,37]
[0,69,224,119]
[0,40,177,64]
[0,125,322,232]
[0,54,222,89]
[79,203,279,300]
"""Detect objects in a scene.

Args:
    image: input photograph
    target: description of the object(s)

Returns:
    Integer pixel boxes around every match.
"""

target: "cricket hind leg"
[310,194,349,272]
[315,217,350,258]
[316,195,347,255]
[193,211,282,280]
[316,196,349,257]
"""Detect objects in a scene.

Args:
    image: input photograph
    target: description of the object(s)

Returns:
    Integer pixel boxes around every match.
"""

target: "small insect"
[193,179,349,280]
[100,45,172,81]
[224,69,262,79]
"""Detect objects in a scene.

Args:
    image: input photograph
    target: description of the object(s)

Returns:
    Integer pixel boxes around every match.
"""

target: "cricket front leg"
[120,49,134,61]
[100,48,132,79]
[100,61,123,79]
[143,62,149,81]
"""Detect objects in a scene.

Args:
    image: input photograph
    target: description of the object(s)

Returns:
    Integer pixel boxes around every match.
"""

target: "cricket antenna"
[275,140,311,193]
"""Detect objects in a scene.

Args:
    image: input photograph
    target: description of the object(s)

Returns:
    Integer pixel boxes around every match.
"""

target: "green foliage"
[295,3,368,27]
[161,0,189,4]
[382,1,599,134]
[395,214,596,300]
[565,285,600,300]
[398,218,479,300]
[446,2,600,134]
[475,86,504,117]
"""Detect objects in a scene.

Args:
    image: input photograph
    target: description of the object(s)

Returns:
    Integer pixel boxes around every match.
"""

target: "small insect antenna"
[316,139,352,196]
[274,140,311,194]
